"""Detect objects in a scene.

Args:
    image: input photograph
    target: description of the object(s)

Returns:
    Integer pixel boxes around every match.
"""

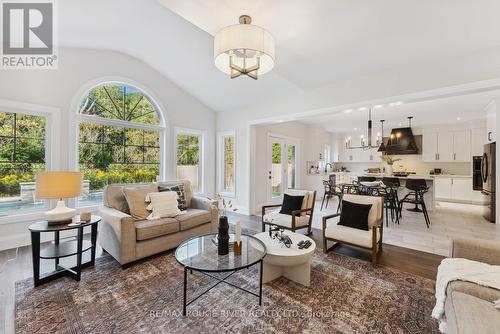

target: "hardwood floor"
[1,212,444,334]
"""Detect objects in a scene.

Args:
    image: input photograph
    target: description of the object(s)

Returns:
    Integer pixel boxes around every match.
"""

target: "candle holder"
[234,241,242,256]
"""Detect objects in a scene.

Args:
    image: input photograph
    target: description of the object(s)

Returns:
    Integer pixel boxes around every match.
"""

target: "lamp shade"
[214,17,275,79]
[35,171,82,200]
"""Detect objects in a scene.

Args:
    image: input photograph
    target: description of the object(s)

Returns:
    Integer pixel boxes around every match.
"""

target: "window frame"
[217,130,236,197]
[70,81,167,210]
[0,99,60,224]
[174,127,205,195]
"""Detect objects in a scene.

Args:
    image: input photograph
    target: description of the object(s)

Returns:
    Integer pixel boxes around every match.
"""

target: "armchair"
[322,194,384,266]
[262,189,317,235]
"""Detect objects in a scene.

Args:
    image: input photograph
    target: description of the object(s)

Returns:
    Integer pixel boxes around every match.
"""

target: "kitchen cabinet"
[423,132,438,162]
[451,178,473,201]
[423,130,471,162]
[434,177,452,199]
[471,127,486,157]
[452,130,471,162]
[434,176,485,204]
[485,100,496,143]
[437,132,454,161]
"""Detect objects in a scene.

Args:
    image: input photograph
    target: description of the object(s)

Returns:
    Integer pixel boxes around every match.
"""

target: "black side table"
[28,215,101,287]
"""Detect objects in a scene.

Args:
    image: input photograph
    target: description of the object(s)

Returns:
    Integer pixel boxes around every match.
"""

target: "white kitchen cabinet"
[437,132,454,161]
[434,177,452,199]
[471,127,486,157]
[451,178,472,201]
[423,130,471,162]
[434,176,485,204]
[485,100,496,143]
[423,132,438,162]
[452,130,471,162]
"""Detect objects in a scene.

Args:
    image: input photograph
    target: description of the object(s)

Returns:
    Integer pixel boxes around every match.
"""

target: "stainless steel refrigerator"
[481,142,496,222]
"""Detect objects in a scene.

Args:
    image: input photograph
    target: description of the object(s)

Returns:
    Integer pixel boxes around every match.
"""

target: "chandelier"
[345,109,382,150]
[214,15,275,80]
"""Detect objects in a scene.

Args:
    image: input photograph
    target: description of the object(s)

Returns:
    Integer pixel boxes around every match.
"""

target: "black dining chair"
[398,179,430,228]
[381,177,401,226]
[357,176,378,195]
[321,179,342,212]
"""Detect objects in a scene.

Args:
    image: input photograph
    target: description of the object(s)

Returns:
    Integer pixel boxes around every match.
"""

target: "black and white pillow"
[159,184,187,211]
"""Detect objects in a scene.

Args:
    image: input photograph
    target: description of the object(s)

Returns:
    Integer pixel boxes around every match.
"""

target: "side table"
[28,215,101,287]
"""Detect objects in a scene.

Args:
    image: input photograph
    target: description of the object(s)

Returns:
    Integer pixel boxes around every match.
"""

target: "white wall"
[0,47,217,250]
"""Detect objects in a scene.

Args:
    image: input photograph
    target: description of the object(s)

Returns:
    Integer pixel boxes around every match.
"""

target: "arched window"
[76,83,165,207]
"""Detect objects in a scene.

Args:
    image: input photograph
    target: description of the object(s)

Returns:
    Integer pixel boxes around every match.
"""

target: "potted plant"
[380,155,402,176]
[211,193,237,255]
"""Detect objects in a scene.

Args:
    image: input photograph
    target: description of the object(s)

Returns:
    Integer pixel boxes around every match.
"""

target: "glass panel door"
[287,144,296,189]
[269,139,284,201]
[268,137,298,203]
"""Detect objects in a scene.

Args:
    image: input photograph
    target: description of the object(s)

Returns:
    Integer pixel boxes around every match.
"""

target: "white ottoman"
[254,232,316,287]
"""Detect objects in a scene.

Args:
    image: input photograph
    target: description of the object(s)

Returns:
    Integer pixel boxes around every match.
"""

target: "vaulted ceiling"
[59,0,500,113]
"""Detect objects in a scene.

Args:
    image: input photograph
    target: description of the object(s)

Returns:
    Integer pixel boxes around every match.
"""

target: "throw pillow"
[122,184,158,220]
[279,194,305,216]
[146,191,180,219]
[159,184,187,211]
[338,200,372,231]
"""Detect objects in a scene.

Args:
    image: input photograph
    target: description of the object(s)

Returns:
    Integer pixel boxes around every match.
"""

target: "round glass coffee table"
[175,233,266,316]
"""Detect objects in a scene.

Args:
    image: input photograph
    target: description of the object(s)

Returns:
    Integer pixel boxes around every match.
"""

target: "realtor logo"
[1,0,58,69]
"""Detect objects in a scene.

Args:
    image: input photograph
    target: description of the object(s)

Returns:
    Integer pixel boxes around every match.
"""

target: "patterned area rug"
[15,247,438,334]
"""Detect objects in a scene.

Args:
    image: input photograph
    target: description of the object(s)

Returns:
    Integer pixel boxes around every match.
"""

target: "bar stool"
[398,179,430,228]
[357,176,377,195]
[381,177,401,226]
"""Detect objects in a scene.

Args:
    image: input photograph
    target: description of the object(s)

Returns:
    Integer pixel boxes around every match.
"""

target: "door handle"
[435,153,438,161]
[453,153,456,160]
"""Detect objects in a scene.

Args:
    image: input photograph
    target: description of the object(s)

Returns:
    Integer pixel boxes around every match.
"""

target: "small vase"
[385,165,393,176]
[217,216,229,255]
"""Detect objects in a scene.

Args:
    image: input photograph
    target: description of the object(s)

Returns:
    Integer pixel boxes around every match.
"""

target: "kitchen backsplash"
[340,154,472,175]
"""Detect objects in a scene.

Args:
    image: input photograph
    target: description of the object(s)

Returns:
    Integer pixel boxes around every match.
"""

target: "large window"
[176,129,204,193]
[77,83,164,206]
[218,132,235,196]
[0,111,46,215]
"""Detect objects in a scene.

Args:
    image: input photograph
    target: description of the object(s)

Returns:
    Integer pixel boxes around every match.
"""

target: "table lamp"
[35,171,83,224]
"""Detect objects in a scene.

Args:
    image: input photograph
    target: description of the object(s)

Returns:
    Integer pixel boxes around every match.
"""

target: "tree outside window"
[78,84,163,206]
[0,111,46,214]
[176,133,201,193]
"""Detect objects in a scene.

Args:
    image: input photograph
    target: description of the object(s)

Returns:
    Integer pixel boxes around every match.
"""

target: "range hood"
[385,126,418,155]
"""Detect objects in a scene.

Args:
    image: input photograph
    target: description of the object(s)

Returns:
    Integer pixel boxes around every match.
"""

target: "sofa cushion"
[447,280,500,303]
[146,191,181,219]
[158,184,187,211]
[279,194,304,215]
[445,291,500,334]
[158,180,193,208]
[325,224,380,248]
[123,184,158,220]
[103,184,130,213]
[135,218,179,241]
[338,200,372,231]
[176,208,211,231]
[263,211,310,229]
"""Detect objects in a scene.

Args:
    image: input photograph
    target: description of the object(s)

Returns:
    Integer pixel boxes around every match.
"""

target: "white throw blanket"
[432,258,500,333]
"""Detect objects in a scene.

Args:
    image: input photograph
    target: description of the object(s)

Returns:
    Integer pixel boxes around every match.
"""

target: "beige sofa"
[98,180,218,267]
[444,238,500,334]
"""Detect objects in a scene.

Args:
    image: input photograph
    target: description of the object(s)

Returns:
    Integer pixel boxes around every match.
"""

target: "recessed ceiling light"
[374,105,383,109]
[343,109,353,113]
[399,123,402,126]
[354,127,358,131]
[389,101,403,107]
[456,117,461,121]
[275,119,284,123]
[358,107,367,111]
